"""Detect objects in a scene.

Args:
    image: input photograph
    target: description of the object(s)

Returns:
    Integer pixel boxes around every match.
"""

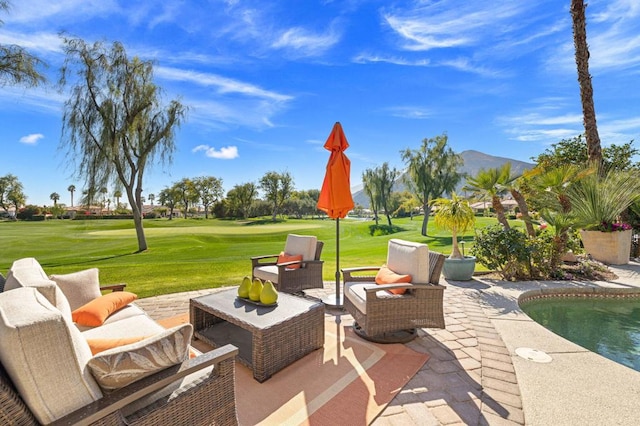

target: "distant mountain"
[352,150,534,208]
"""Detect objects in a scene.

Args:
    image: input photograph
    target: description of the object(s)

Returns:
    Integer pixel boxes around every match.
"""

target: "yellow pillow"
[277,252,303,269]
[86,336,149,355]
[375,265,412,295]
[72,291,137,327]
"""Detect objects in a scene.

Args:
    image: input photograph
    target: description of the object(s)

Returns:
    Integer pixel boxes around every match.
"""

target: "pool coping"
[465,263,640,425]
[518,286,640,304]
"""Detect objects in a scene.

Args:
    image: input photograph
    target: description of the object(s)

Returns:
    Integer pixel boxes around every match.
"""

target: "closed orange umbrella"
[318,122,354,306]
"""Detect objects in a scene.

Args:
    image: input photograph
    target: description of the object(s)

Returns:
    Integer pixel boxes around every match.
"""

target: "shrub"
[16,205,42,220]
[472,225,532,280]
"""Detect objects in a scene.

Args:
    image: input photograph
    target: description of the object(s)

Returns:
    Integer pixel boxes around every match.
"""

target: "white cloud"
[383,2,529,51]
[271,25,341,57]
[19,134,45,145]
[193,145,239,160]
[156,67,292,102]
[386,106,433,120]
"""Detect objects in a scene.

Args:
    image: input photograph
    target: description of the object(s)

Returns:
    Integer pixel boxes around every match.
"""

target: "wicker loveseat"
[342,239,446,342]
[0,258,238,425]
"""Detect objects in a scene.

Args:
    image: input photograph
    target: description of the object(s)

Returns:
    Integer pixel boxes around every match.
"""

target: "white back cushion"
[0,287,102,424]
[50,268,102,311]
[5,257,72,322]
[284,234,318,261]
[386,239,430,284]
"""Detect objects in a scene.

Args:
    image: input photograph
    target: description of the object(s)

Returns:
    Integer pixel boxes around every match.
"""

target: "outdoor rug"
[158,313,429,425]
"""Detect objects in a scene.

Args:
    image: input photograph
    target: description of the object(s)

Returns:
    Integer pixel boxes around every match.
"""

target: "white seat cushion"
[387,239,430,284]
[253,265,279,283]
[344,281,396,314]
[81,312,165,340]
[0,287,102,424]
[284,234,318,261]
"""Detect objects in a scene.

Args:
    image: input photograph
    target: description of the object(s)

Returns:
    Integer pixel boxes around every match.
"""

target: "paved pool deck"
[136,260,640,425]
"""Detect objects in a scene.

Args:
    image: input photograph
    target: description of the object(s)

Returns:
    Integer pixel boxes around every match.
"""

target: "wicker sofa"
[0,258,238,425]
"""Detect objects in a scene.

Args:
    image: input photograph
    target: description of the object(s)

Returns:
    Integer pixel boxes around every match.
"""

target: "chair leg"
[352,322,418,344]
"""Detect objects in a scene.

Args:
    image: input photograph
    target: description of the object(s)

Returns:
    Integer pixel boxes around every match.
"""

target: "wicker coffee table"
[190,287,324,382]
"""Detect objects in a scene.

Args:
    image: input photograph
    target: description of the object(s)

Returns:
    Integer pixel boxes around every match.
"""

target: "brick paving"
[136,282,524,425]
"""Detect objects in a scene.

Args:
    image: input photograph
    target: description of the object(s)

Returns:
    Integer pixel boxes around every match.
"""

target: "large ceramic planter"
[442,256,476,281]
[580,229,632,265]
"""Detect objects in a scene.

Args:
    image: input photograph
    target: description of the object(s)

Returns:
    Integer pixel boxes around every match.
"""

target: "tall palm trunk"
[492,196,510,229]
[510,189,535,237]
[571,0,602,165]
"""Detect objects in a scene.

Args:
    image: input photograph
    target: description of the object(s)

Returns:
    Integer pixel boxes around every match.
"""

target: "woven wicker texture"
[191,288,324,382]
[342,249,446,339]
[251,241,325,293]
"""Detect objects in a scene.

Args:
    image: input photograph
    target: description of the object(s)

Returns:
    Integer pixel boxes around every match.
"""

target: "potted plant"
[433,192,476,280]
[568,168,640,265]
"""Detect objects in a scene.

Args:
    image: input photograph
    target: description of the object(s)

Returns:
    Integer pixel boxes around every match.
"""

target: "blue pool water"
[521,297,640,372]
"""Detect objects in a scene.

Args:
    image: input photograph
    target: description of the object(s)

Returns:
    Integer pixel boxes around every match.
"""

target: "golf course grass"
[0,216,499,299]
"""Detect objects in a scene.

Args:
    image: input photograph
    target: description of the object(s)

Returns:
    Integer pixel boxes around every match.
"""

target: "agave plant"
[568,168,640,231]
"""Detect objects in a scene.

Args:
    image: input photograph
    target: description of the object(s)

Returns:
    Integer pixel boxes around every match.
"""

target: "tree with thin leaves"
[362,168,380,226]
[400,134,464,236]
[0,174,24,213]
[0,1,46,88]
[571,0,602,165]
[194,176,223,219]
[59,37,186,251]
[259,171,294,221]
[373,162,398,227]
[227,182,257,219]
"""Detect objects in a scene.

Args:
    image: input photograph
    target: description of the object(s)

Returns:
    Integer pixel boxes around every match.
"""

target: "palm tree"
[49,192,60,206]
[571,0,602,165]
[67,184,75,206]
[113,189,122,209]
[464,164,514,229]
[148,193,155,206]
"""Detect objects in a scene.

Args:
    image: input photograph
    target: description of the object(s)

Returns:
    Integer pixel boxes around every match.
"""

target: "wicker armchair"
[251,234,324,293]
[342,239,446,343]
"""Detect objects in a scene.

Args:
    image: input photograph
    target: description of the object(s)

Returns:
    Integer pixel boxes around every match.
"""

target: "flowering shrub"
[595,221,632,232]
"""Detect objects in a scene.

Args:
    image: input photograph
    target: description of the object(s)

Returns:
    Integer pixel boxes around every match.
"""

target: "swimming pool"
[520,291,640,372]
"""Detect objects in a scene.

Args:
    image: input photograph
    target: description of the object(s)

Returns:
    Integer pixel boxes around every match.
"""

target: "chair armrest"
[50,344,239,426]
[342,267,380,283]
[100,283,127,292]
[251,254,280,268]
[363,283,445,300]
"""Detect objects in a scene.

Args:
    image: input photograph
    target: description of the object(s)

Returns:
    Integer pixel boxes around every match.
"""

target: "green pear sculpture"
[238,276,251,298]
[260,280,278,305]
[249,278,263,301]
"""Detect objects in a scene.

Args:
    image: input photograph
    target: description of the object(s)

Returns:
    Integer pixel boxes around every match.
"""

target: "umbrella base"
[352,322,418,344]
[321,294,344,308]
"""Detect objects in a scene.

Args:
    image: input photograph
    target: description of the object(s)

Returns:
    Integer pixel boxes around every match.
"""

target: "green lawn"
[0,216,505,298]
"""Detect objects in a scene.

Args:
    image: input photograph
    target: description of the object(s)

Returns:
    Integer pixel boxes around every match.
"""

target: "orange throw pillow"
[72,291,137,327]
[86,336,148,355]
[375,265,412,295]
[277,252,303,269]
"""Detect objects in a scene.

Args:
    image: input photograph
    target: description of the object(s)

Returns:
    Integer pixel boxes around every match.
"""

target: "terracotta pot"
[580,229,632,265]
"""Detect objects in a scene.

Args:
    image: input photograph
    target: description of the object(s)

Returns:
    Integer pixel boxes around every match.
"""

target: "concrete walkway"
[135,261,640,425]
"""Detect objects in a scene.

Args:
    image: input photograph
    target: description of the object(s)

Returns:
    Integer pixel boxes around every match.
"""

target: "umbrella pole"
[322,217,343,307]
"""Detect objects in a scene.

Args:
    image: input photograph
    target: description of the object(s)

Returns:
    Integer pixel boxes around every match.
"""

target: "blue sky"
[1,0,640,207]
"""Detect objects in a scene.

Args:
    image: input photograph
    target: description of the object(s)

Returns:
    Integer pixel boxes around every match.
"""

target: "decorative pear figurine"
[260,280,278,305]
[249,278,263,302]
[238,276,251,299]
